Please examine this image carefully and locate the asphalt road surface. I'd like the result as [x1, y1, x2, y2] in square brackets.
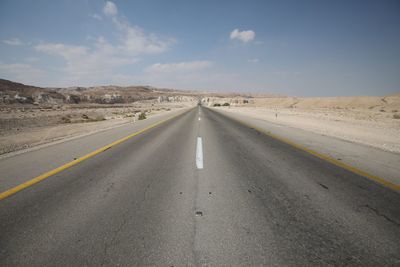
[1, 106, 399, 266]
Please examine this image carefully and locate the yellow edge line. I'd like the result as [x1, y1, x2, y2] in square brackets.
[0, 109, 190, 201]
[218, 110, 400, 191]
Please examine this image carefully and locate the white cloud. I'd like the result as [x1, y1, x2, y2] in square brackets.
[113, 18, 175, 55]
[103, 1, 118, 17]
[90, 13, 102, 20]
[136, 68, 265, 92]
[35, 37, 134, 83]
[136, 61, 214, 90]
[3, 38, 23, 46]
[145, 61, 212, 73]
[26, 57, 39, 63]
[0, 63, 45, 84]
[248, 58, 260, 63]
[230, 29, 255, 43]
[36, 43, 88, 60]
[32, 1, 174, 85]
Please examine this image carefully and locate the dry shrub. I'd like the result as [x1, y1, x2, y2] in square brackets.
[138, 112, 147, 120]
[60, 116, 71, 123]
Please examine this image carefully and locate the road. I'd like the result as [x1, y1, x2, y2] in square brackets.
[1, 106, 399, 266]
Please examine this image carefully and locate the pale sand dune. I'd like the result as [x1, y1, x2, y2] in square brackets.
[210, 95, 400, 153]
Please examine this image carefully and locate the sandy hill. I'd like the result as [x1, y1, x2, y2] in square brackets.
[249, 96, 400, 111]
[0, 79, 285, 105]
[0, 79, 199, 105]
[206, 94, 400, 111]
[0, 79, 65, 104]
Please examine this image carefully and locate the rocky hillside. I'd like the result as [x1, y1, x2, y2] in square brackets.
[0, 79, 197, 105]
[0, 79, 65, 104]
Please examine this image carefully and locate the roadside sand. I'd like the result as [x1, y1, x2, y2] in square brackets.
[0, 102, 194, 155]
[212, 96, 400, 153]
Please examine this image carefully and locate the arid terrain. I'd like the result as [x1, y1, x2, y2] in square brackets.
[207, 95, 400, 153]
[0, 79, 199, 155]
[1, 78, 400, 155]
[1, 79, 400, 267]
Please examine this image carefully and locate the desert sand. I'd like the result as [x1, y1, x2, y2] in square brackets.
[0, 79, 201, 155]
[0, 102, 194, 155]
[2, 79, 399, 155]
[209, 95, 400, 153]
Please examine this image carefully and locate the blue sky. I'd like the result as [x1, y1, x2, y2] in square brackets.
[0, 0, 399, 96]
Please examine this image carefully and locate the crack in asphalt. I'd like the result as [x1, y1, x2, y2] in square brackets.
[100, 213, 129, 266]
[318, 183, 329, 190]
[363, 204, 400, 227]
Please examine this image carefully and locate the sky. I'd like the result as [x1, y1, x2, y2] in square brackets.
[0, 0, 399, 96]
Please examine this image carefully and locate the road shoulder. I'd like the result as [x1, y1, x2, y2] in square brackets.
[211, 107, 400, 189]
[0, 107, 193, 193]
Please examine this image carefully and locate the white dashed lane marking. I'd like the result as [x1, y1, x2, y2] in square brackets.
[196, 137, 204, 169]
